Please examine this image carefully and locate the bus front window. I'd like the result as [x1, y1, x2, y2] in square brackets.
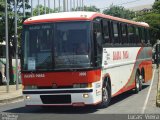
[22, 22, 91, 71]
[54, 22, 91, 69]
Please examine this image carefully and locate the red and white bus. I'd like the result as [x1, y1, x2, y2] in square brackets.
[21, 12, 152, 107]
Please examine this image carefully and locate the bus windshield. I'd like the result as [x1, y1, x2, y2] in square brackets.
[22, 21, 91, 71]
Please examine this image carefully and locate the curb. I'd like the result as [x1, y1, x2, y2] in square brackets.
[0, 96, 24, 105]
[156, 67, 160, 107]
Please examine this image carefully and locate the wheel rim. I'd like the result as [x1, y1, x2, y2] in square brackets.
[102, 86, 108, 102]
[136, 75, 139, 90]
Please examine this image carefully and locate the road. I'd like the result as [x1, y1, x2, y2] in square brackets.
[0, 67, 160, 120]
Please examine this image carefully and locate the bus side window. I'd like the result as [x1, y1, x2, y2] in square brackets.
[121, 24, 128, 44]
[139, 27, 145, 44]
[112, 22, 119, 44]
[135, 27, 140, 44]
[93, 21, 103, 67]
[147, 29, 151, 44]
[102, 19, 110, 43]
[144, 28, 148, 44]
[128, 25, 135, 44]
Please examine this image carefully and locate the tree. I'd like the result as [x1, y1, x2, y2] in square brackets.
[83, 5, 100, 12]
[152, 1, 160, 13]
[136, 1, 160, 45]
[0, 0, 31, 84]
[33, 5, 58, 16]
[72, 5, 100, 12]
[103, 5, 135, 20]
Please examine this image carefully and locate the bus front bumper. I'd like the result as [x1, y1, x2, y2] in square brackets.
[23, 88, 102, 106]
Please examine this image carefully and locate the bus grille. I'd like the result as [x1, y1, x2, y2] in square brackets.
[40, 95, 71, 104]
[38, 86, 73, 89]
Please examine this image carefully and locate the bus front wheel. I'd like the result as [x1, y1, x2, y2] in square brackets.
[98, 81, 111, 108]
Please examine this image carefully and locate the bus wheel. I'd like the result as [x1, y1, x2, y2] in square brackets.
[135, 72, 142, 93]
[0, 72, 2, 85]
[98, 81, 111, 108]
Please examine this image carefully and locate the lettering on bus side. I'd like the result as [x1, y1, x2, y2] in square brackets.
[113, 51, 129, 60]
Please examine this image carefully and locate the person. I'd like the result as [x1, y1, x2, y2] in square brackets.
[76, 43, 87, 54]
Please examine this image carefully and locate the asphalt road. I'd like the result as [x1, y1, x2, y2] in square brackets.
[0, 66, 160, 120]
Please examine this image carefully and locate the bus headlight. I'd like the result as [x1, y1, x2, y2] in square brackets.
[73, 83, 92, 88]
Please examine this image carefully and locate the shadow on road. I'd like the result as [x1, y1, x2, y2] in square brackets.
[4, 105, 99, 114]
[4, 85, 149, 114]
[109, 84, 149, 106]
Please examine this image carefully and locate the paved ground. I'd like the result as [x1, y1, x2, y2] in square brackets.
[0, 85, 23, 105]
[0, 67, 159, 120]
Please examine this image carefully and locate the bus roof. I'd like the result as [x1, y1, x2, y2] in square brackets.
[24, 11, 149, 28]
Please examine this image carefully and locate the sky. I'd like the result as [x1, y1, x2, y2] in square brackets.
[84, 0, 155, 10]
[31, 0, 156, 11]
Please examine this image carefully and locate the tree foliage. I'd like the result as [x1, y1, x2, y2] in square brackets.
[72, 5, 100, 12]
[152, 1, 160, 13]
[0, 0, 31, 43]
[33, 5, 58, 16]
[136, 1, 160, 44]
[103, 5, 135, 20]
[0, 0, 31, 83]
[83, 5, 100, 12]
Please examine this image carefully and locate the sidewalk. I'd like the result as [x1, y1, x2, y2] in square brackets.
[157, 67, 160, 107]
[0, 84, 23, 105]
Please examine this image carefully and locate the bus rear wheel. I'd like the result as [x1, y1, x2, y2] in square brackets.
[135, 72, 142, 93]
[0, 72, 2, 85]
[98, 81, 111, 108]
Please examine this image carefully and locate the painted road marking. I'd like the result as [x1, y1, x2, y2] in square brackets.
[141, 69, 156, 114]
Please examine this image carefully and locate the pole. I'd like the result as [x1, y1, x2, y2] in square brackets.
[14, 0, 19, 90]
[54, 0, 55, 11]
[44, 0, 46, 14]
[73, 0, 75, 11]
[82, 0, 84, 11]
[79, 0, 81, 11]
[23, 0, 25, 17]
[5, 0, 9, 93]
[31, 0, 33, 16]
[70, 0, 72, 11]
[38, 0, 40, 15]
[66, 0, 67, 11]
[48, 0, 50, 13]
[77, 0, 78, 11]
[63, 0, 66, 12]
[58, 0, 60, 12]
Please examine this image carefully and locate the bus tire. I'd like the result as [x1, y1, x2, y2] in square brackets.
[98, 81, 111, 108]
[0, 72, 2, 85]
[135, 72, 142, 93]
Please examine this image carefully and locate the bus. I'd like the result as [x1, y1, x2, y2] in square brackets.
[21, 12, 152, 107]
[0, 42, 21, 85]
